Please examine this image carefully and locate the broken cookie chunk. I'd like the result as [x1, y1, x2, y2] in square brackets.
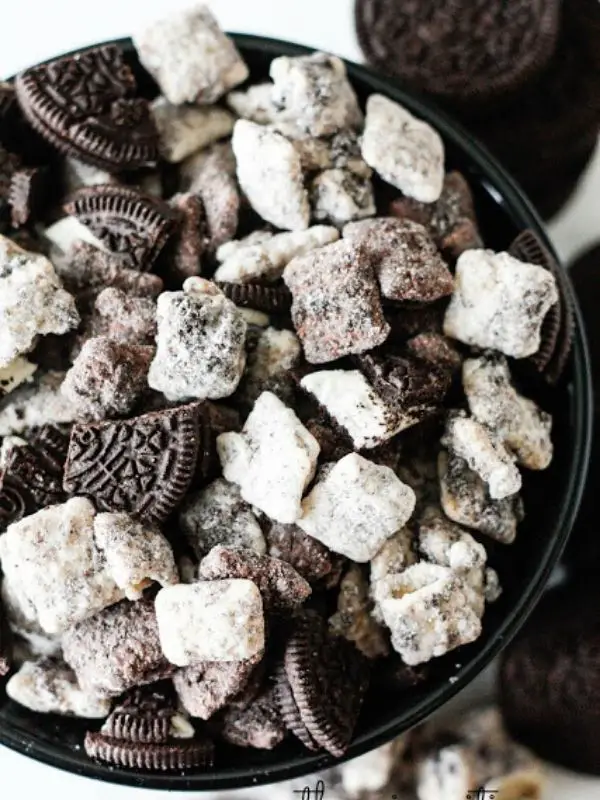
[443, 249, 558, 358]
[298, 453, 416, 562]
[155, 580, 265, 666]
[217, 391, 320, 524]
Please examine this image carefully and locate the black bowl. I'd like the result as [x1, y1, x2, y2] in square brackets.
[0, 34, 592, 791]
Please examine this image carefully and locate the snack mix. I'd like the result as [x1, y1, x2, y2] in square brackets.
[0, 2, 563, 775]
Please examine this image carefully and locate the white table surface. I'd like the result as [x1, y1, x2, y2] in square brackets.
[1, 1, 599, 797]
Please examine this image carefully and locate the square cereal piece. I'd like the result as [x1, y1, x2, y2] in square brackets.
[438, 450, 523, 544]
[361, 94, 444, 203]
[442, 412, 522, 500]
[311, 168, 376, 226]
[297, 453, 416, 562]
[133, 4, 249, 105]
[374, 563, 482, 665]
[62, 598, 174, 697]
[283, 238, 390, 364]
[343, 218, 454, 303]
[0, 498, 122, 635]
[300, 369, 405, 449]
[269, 52, 363, 137]
[151, 97, 235, 163]
[463, 354, 553, 470]
[0, 235, 79, 368]
[443, 249, 558, 358]
[232, 120, 310, 231]
[154, 580, 265, 666]
[217, 391, 320, 523]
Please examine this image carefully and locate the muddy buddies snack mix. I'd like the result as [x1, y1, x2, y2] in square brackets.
[0, 2, 565, 775]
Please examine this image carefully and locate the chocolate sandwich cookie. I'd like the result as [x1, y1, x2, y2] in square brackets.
[85, 685, 215, 771]
[15, 45, 159, 171]
[355, 0, 561, 107]
[500, 581, 600, 774]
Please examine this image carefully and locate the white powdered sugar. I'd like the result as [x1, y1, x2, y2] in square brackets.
[361, 94, 445, 203]
[217, 391, 320, 523]
[133, 4, 248, 105]
[298, 453, 416, 562]
[300, 369, 403, 449]
[232, 120, 310, 231]
[443, 249, 559, 358]
[0, 356, 37, 398]
[311, 168, 376, 226]
[155, 580, 265, 665]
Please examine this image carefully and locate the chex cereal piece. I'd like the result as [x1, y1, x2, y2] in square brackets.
[275, 610, 370, 756]
[294, 128, 372, 177]
[329, 564, 389, 659]
[374, 562, 482, 665]
[148, 283, 246, 401]
[442, 412, 522, 500]
[284, 239, 389, 363]
[356, 351, 452, 432]
[133, 4, 248, 105]
[62, 337, 153, 421]
[265, 522, 337, 584]
[93, 512, 178, 600]
[390, 170, 483, 259]
[218, 391, 320, 523]
[443, 249, 559, 358]
[0, 498, 122, 635]
[82, 287, 157, 348]
[0, 356, 37, 398]
[232, 120, 310, 231]
[155, 580, 265, 666]
[406, 332, 462, 372]
[173, 653, 261, 720]
[220, 685, 286, 750]
[241, 327, 301, 405]
[164, 193, 205, 283]
[63, 402, 201, 524]
[227, 82, 278, 124]
[6, 657, 111, 717]
[62, 598, 174, 697]
[298, 453, 416, 562]
[151, 97, 234, 163]
[180, 142, 239, 251]
[179, 478, 266, 560]
[463, 354, 553, 470]
[344, 218, 454, 302]
[0, 371, 78, 436]
[361, 95, 444, 203]
[311, 168, 376, 226]
[199, 545, 311, 610]
[369, 527, 415, 586]
[301, 369, 404, 449]
[270, 52, 362, 137]
[214, 225, 339, 284]
[439, 450, 523, 544]
[0, 235, 79, 368]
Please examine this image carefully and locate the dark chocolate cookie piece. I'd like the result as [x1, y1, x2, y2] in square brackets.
[64, 185, 175, 271]
[63, 402, 201, 524]
[102, 685, 178, 744]
[275, 610, 370, 756]
[15, 45, 158, 171]
[220, 685, 286, 750]
[509, 228, 571, 382]
[216, 282, 292, 314]
[355, 0, 561, 106]
[500, 581, 600, 774]
[266, 522, 339, 584]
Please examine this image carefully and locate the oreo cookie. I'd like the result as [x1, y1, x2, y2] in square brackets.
[63, 185, 176, 271]
[216, 281, 292, 314]
[85, 685, 215, 771]
[508, 229, 572, 383]
[9, 166, 47, 227]
[500, 581, 600, 774]
[356, 0, 561, 107]
[63, 402, 201, 524]
[275, 610, 370, 756]
[15, 45, 159, 171]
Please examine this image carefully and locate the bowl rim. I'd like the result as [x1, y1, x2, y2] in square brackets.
[0, 32, 593, 792]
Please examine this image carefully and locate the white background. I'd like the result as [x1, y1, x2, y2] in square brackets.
[1, 1, 599, 797]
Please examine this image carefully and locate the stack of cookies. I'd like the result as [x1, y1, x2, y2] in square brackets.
[356, 0, 600, 219]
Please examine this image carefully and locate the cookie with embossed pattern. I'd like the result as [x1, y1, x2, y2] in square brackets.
[63, 402, 201, 524]
[15, 45, 159, 170]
